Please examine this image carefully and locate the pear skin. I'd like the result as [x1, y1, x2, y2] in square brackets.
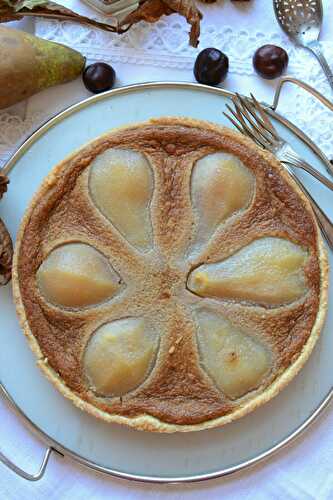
[0, 26, 85, 109]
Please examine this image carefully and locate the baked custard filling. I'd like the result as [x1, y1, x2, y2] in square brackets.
[14, 119, 326, 431]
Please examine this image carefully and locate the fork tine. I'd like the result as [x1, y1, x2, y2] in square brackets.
[236, 94, 271, 133]
[224, 103, 253, 138]
[227, 101, 260, 141]
[237, 94, 268, 129]
[232, 102, 269, 149]
[249, 93, 280, 140]
[232, 97, 272, 148]
[225, 102, 267, 148]
[222, 111, 245, 135]
[225, 102, 250, 131]
[234, 94, 275, 145]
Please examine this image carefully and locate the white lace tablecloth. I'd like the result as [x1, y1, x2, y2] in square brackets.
[1, 1, 333, 498]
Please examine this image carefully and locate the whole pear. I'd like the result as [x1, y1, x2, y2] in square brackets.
[0, 26, 85, 109]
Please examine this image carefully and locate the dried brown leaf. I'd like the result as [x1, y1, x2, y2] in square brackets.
[0, 0, 22, 20]
[163, 0, 202, 46]
[0, 217, 13, 285]
[0, 173, 9, 200]
[0, 0, 202, 47]
[120, 0, 171, 25]
[0, 0, 119, 33]
[119, 0, 202, 46]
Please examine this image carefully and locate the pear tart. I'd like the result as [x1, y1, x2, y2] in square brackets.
[13, 118, 328, 433]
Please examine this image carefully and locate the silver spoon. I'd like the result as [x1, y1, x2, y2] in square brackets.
[273, 0, 333, 92]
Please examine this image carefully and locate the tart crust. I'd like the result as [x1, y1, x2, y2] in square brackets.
[13, 117, 328, 432]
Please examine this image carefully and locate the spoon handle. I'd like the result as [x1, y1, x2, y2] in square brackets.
[307, 41, 333, 92]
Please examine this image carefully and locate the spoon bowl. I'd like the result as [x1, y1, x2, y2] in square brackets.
[273, 0, 333, 91]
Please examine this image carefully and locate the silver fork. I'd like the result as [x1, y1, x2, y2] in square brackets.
[224, 94, 333, 249]
[226, 95, 333, 191]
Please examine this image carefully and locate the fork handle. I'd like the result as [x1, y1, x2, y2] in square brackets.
[307, 41, 333, 93]
[283, 163, 333, 250]
[283, 156, 333, 191]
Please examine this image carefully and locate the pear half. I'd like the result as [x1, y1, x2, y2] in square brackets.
[188, 237, 308, 306]
[84, 317, 157, 396]
[37, 243, 121, 308]
[191, 152, 255, 245]
[89, 148, 153, 250]
[196, 310, 271, 399]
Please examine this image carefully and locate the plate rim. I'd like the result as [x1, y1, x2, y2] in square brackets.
[1, 382, 332, 484]
[1, 81, 332, 483]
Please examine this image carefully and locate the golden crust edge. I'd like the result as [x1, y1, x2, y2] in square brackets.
[12, 116, 329, 433]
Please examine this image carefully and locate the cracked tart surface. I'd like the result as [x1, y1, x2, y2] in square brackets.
[13, 118, 328, 432]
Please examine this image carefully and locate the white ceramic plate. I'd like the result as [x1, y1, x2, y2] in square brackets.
[0, 83, 332, 483]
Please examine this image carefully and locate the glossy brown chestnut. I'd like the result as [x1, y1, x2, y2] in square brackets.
[253, 45, 289, 80]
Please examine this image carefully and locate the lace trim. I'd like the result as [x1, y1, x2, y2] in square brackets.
[0, 112, 44, 168]
[35, 18, 327, 75]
